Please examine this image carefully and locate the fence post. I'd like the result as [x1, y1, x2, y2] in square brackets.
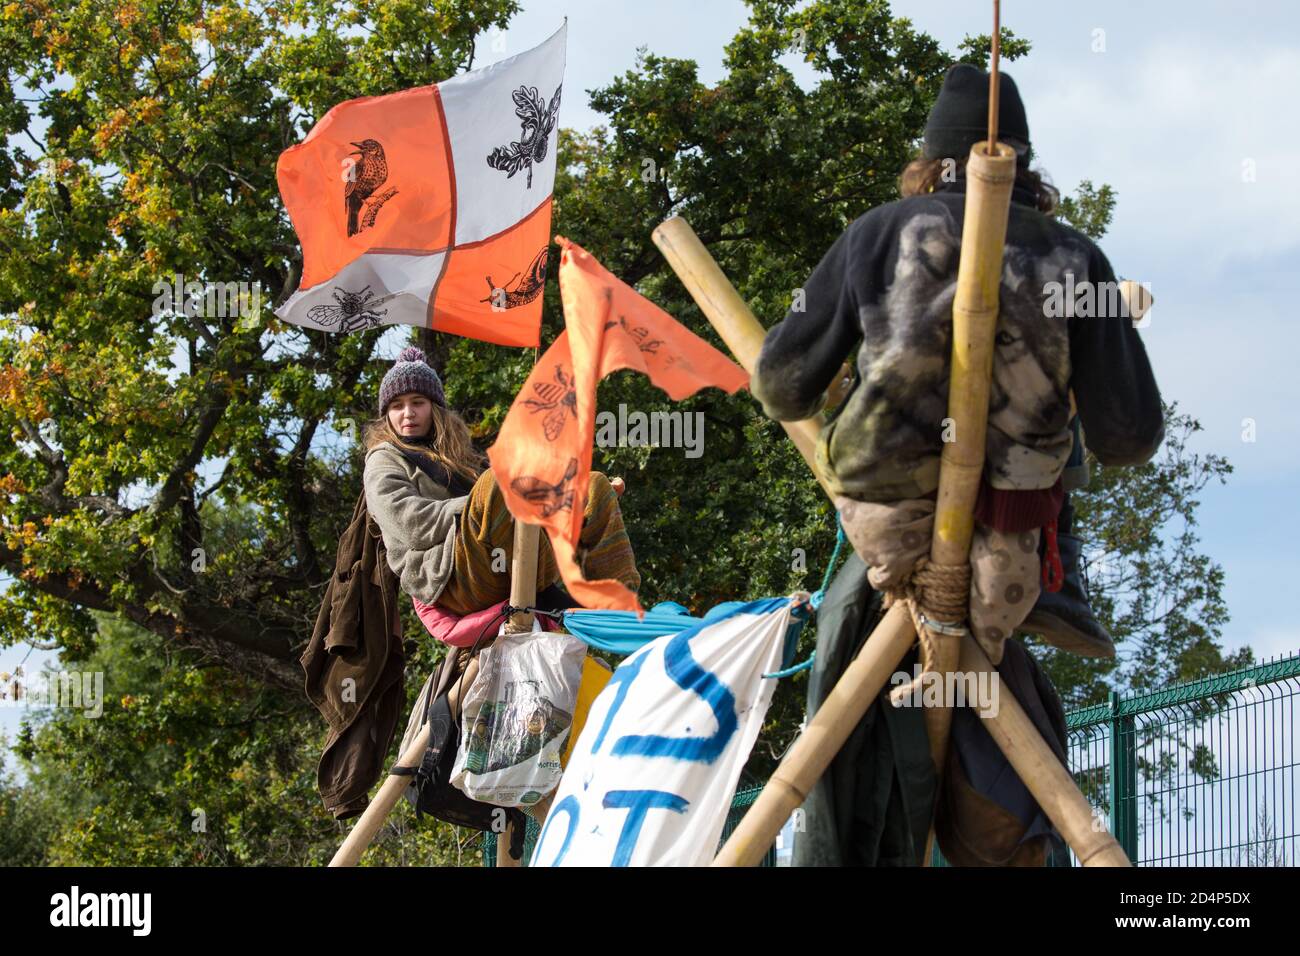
[1108, 690, 1137, 862]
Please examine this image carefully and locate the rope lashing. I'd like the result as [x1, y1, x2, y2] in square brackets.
[883, 556, 971, 702]
[503, 604, 565, 623]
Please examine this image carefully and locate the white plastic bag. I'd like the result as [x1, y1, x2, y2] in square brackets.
[450, 619, 586, 808]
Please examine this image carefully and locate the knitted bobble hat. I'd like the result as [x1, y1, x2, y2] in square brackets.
[379, 346, 446, 415]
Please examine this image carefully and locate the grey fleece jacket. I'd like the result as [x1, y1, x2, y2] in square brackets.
[362, 442, 468, 605]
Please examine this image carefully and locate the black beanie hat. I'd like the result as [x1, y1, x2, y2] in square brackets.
[923, 63, 1031, 165]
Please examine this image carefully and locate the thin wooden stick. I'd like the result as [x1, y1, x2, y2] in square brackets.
[989, 0, 1001, 151]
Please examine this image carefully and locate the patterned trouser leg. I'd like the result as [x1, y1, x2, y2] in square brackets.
[833, 495, 1040, 665]
[967, 527, 1041, 662]
[437, 467, 640, 615]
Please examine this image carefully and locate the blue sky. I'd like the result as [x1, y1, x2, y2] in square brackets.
[5, 1, 1298, 775]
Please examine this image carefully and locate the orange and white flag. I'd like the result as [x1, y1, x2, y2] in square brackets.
[274, 24, 566, 348]
[488, 238, 750, 614]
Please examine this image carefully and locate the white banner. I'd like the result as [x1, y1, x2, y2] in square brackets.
[531, 598, 795, 866]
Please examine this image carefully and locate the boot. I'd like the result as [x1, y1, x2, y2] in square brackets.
[1020, 530, 1115, 658]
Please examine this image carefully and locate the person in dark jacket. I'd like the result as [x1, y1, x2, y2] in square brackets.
[750, 64, 1164, 664]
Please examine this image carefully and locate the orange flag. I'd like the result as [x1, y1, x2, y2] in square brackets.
[487, 237, 749, 614]
[273, 24, 567, 347]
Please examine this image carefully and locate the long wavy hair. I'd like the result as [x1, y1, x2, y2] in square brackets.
[362, 401, 487, 487]
[898, 149, 1060, 214]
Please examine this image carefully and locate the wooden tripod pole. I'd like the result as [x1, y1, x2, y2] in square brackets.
[651, 215, 1130, 867]
[493, 520, 543, 866]
[914, 137, 1016, 862]
[914, 5, 1000, 861]
[958, 633, 1130, 865]
[330, 711, 432, 866]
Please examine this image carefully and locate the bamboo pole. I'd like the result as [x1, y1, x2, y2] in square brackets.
[494, 521, 542, 866]
[958, 634, 1132, 866]
[916, 139, 1017, 861]
[330, 720, 431, 866]
[715, 602, 916, 866]
[650, 215, 1130, 867]
[915, 1, 1012, 817]
[651, 220, 835, 501]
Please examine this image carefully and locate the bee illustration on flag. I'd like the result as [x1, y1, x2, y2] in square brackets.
[510, 457, 579, 517]
[520, 361, 577, 441]
[307, 285, 390, 332]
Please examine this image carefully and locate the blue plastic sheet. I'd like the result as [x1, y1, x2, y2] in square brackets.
[561, 597, 808, 665]
[559, 601, 701, 655]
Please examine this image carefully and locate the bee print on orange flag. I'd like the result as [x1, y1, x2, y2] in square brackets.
[488, 237, 750, 614]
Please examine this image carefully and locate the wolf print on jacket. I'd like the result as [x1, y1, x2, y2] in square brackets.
[751, 175, 1164, 503]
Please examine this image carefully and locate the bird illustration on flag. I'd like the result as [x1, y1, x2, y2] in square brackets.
[488, 237, 751, 614]
[274, 23, 568, 348]
[344, 139, 395, 237]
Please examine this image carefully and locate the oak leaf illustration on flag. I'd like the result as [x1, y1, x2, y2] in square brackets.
[488, 237, 750, 615]
[274, 23, 568, 348]
[486, 84, 563, 188]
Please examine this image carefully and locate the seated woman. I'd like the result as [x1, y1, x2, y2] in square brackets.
[361, 346, 640, 651]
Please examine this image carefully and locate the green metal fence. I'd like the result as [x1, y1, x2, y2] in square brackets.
[1063, 652, 1298, 866]
[484, 654, 1299, 867]
[482, 785, 775, 866]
